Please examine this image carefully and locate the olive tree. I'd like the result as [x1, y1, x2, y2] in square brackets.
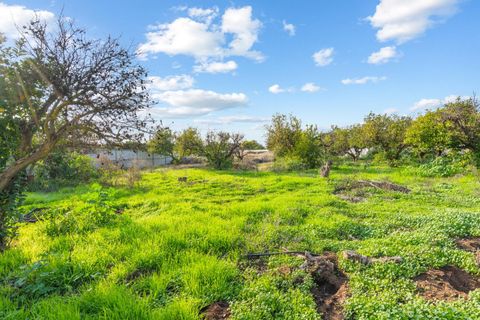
[363, 113, 412, 165]
[203, 131, 244, 169]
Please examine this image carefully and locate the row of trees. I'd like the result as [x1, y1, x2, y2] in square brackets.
[266, 97, 480, 168]
[147, 127, 264, 169]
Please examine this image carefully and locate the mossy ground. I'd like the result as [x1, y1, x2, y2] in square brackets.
[1, 164, 480, 319]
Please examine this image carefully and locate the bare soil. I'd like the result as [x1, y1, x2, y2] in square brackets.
[303, 252, 348, 320]
[414, 266, 480, 301]
[201, 301, 231, 320]
[456, 237, 480, 266]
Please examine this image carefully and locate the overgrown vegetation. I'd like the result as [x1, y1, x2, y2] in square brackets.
[0, 166, 479, 319]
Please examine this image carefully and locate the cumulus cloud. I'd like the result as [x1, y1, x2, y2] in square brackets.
[301, 82, 322, 93]
[147, 75, 194, 91]
[149, 89, 248, 117]
[138, 6, 263, 62]
[187, 7, 218, 24]
[341, 76, 387, 85]
[194, 115, 269, 125]
[368, 46, 399, 64]
[0, 2, 55, 39]
[411, 94, 469, 111]
[268, 84, 295, 94]
[222, 6, 263, 61]
[283, 20, 295, 36]
[193, 60, 238, 73]
[367, 0, 460, 43]
[313, 48, 334, 67]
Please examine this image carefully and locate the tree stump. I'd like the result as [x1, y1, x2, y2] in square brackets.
[320, 160, 333, 177]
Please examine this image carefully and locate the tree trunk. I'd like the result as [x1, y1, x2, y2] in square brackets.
[0, 144, 53, 192]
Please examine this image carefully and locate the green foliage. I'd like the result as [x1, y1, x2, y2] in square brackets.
[266, 114, 303, 157]
[203, 131, 243, 169]
[405, 110, 451, 158]
[0, 173, 25, 250]
[242, 140, 265, 150]
[0, 165, 480, 319]
[175, 127, 204, 160]
[328, 125, 367, 161]
[266, 114, 325, 169]
[295, 125, 324, 168]
[414, 153, 473, 177]
[30, 151, 97, 191]
[148, 127, 177, 163]
[148, 127, 204, 165]
[231, 266, 320, 320]
[441, 97, 480, 154]
[363, 113, 412, 165]
[44, 186, 118, 237]
[270, 157, 307, 172]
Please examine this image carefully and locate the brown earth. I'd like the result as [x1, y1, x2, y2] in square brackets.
[456, 238, 480, 266]
[414, 266, 480, 301]
[201, 301, 230, 320]
[302, 252, 348, 320]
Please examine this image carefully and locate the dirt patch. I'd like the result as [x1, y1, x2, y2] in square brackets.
[456, 237, 480, 266]
[456, 238, 480, 251]
[302, 252, 348, 320]
[334, 179, 410, 203]
[334, 179, 410, 194]
[414, 266, 480, 301]
[337, 194, 365, 203]
[201, 301, 230, 320]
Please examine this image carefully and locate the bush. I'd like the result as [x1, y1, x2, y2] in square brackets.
[415, 153, 472, 177]
[30, 151, 97, 191]
[270, 157, 306, 172]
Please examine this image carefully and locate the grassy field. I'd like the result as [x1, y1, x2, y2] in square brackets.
[1, 165, 480, 319]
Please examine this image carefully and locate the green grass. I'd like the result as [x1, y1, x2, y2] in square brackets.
[1, 165, 480, 319]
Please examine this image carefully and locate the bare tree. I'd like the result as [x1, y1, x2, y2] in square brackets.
[0, 16, 150, 192]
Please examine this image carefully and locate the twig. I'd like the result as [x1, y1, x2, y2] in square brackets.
[244, 251, 320, 259]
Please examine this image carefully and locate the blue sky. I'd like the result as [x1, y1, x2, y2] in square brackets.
[1, 0, 479, 142]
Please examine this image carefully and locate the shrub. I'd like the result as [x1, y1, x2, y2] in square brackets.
[270, 157, 306, 172]
[30, 151, 97, 191]
[415, 153, 472, 177]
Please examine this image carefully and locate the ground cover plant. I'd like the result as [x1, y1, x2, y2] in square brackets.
[0, 164, 478, 319]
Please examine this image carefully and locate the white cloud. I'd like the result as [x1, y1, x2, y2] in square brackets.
[0, 2, 55, 39]
[221, 6, 263, 61]
[194, 115, 268, 125]
[150, 89, 248, 117]
[313, 48, 334, 67]
[411, 94, 469, 111]
[282, 20, 295, 36]
[367, 0, 460, 43]
[301, 82, 322, 93]
[411, 98, 442, 111]
[147, 75, 194, 91]
[341, 76, 387, 85]
[187, 7, 218, 24]
[193, 60, 237, 73]
[268, 84, 283, 94]
[368, 46, 399, 64]
[137, 17, 224, 60]
[138, 6, 263, 63]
